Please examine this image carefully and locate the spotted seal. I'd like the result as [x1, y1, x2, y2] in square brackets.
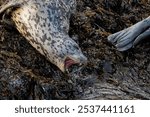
[108, 16, 150, 51]
[0, 0, 87, 72]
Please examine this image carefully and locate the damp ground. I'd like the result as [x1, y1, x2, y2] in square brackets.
[0, 0, 150, 99]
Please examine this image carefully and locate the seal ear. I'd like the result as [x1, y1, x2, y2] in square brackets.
[0, 0, 23, 14]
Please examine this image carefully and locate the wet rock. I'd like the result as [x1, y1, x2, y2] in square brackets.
[102, 60, 113, 73]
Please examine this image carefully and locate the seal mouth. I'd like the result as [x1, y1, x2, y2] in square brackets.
[64, 57, 79, 69]
[64, 55, 87, 73]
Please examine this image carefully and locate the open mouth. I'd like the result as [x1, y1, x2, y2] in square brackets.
[64, 57, 78, 69]
[64, 55, 87, 73]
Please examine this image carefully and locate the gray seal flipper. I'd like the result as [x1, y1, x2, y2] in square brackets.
[108, 16, 150, 51]
[133, 27, 150, 46]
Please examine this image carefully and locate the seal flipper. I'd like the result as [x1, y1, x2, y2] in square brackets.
[108, 16, 150, 51]
[133, 27, 150, 46]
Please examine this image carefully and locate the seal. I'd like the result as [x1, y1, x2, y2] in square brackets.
[0, 0, 87, 72]
[108, 16, 150, 51]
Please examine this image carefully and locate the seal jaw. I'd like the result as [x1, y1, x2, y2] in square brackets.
[56, 54, 87, 73]
[65, 57, 78, 69]
[54, 37, 88, 73]
[64, 54, 87, 72]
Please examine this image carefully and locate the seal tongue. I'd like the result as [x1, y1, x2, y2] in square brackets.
[65, 57, 76, 69]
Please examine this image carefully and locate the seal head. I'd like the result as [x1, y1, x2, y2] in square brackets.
[0, 0, 87, 72]
[53, 36, 87, 72]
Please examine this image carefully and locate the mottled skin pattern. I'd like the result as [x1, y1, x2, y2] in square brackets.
[0, 0, 87, 72]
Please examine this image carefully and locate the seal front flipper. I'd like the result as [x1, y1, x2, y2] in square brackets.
[108, 16, 150, 51]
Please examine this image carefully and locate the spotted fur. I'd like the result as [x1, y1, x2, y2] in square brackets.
[0, 0, 87, 72]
